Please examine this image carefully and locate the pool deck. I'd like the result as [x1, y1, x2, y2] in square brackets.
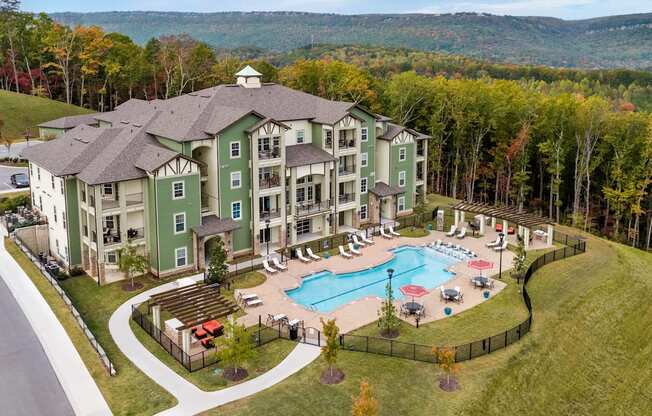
[236, 229, 521, 334]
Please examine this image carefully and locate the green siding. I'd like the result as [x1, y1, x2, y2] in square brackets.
[350, 108, 376, 206]
[311, 123, 323, 147]
[39, 127, 65, 139]
[389, 142, 415, 211]
[155, 173, 201, 271]
[155, 136, 183, 153]
[218, 114, 259, 252]
[146, 177, 159, 270]
[64, 178, 81, 265]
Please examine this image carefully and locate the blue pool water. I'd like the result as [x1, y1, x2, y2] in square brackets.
[286, 246, 458, 312]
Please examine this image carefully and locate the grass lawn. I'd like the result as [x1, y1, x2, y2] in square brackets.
[4, 239, 176, 415]
[202, 228, 652, 415]
[397, 226, 429, 238]
[0, 90, 93, 139]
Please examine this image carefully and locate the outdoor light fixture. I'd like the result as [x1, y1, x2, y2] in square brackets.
[498, 232, 505, 280]
[387, 268, 395, 294]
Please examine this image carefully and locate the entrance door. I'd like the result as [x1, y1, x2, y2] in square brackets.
[338, 211, 345, 226]
[315, 184, 321, 203]
[259, 227, 271, 243]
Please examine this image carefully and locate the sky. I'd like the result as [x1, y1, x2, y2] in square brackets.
[21, 0, 651, 20]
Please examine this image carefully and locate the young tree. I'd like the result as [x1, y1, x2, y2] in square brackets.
[512, 239, 527, 281]
[117, 241, 148, 289]
[215, 319, 257, 380]
[377, 279, 400, 338]
[433, 346, 459, 391]
[206, 236, 229, 285]
[320, 317, 341, 379]
[351, 380, 379, 416]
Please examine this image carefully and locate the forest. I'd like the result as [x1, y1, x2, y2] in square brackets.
[1, 4, 651, 250]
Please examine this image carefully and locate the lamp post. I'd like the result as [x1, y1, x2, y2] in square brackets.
[265, 218, 270, 256]
[498, 232, 505, 280]
[387, 268, 395, 295]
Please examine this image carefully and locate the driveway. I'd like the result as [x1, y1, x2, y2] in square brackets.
[0, 276, 74, 416]
[0, 165, 29, 192]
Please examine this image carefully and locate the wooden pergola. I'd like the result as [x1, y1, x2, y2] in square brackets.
[149, 282, 239, 331]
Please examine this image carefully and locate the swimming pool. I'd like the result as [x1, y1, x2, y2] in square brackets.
[286, 246, 458, 312]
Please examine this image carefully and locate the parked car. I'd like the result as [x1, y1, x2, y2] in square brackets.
[10, 173, 29, 188]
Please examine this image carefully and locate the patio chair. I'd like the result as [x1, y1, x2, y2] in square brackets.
[456, 227, 466, 239]
[439, 285, 448, 301]
[238, 292, 258, 304]
[487, 279, 495, 289]
[445, 225, 457, 237]
[263, 259, 278, 274]
[296, 248, 312, 263]
[486, 237, 500, 247]
[380, 227, 393, 239]
[352, 234, 366, 247]
[454, 291, 464, 303]
[339, 245, 353, 259]
[306, 247, 321, 261]
[271, 257, 287, 271]
[400, 303, 409, 318]
[389, 225, 401, 237]
[416, 305, 426, 318]
[360, 233, 375, 245]
[348, 242, 362, 256]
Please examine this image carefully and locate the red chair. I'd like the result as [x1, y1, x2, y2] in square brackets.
[507, 227, 515, 235]
[495, 223, 503, 232]
[203, 320, 224, 337]
[194, 328, 208, 339]
[200, 336, 214, 348]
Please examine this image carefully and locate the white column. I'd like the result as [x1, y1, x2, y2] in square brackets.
[181, 328, 191, 353]
[517, 225, 523, 237]
[152, 305, 161, 329]
[454, 210, 460, 227]
[547, 224, 554, 246]
[502, 220, 508, 236]
[491, 217, 496, 229]
[290, 168, 297, 246]
[523, 228, 530, 250]
[460, 211, 465, 225]
[479, 215, 486, 235]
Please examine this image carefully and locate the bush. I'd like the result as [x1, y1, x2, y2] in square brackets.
[0, 194, 31, 213]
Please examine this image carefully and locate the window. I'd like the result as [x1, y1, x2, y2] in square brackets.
[231, 171, 241, 189]
[174, 213, 186, 234]
[230, 141, 241, 158]
[398, 196, 406, 212]
[103, 216, 114, 229]
[175, 247, 187, 268]
[62, 212, 66, 229]
[361, 127, 368, 142]
[37, 167, 40, 180]
[51, 175, 55, 189]
[55, 239, 60, 255]
[399, 171, 406, 187]
[296, 129, 305, 144]
[296, 188, 305, 203]
[231, 201, 242, 220]
[29, 164, 33, 176]
[81, 188, 86, 203]
[172, 181, 185, 199]
[61, 179, 64, 195]
[324, 129, 333, 147]
[53, 206, 57, 223]
[106, 251, 117, 264]
[361, 152, 368, 167]
[39, 196, 43, 210]
[296, 219, 310, 235]
[399, 147, 407, 161]
[103, 183, 113, 195]
[360, 177, 368, 194]
[360, 204, 368, 220]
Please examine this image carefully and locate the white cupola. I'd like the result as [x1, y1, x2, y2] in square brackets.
[235, 65, 262, 88]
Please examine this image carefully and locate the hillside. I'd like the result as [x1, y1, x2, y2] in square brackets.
[50, 11, 652, 69]
[0, 91, 93, 139]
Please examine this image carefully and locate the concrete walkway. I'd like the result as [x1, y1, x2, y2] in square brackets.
[0, 228, 111, 416]
[108, 275, 321, 416]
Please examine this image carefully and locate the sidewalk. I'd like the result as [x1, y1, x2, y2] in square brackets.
[0, 228, 111, 416]
[109, 275, 321, 416]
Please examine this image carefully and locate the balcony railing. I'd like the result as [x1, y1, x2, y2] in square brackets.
[338, 165, 356, 176]
[259, 174, 281, 190]
[103, 231, 121, 246]
[127, 227, 145, 240]
[338, 193, 355, 204]
[338, 139, 356, 150]
[201, 193, 210, 213]
[296, 199, 332, 216]
[126, 192, 143, 206]
[259, 148, 281, 160]
[102, 197, 119, 210]
[417, 148, 425, 157]
[259, 209, 281, 220]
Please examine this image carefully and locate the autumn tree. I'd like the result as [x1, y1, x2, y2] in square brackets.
[433, 346, 459, 391]
[320, 317, 343, 383]
[351, 380, 379, 416]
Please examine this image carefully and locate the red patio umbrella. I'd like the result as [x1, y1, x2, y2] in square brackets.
[468, 259, 494, 276]
[400, 284, 428, 302]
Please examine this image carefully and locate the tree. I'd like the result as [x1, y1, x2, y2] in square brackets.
[351, 380, 379, 416]
[377, 278, 400, 338]
[433, 346, 459, 391]
[117, 240, 148, 289]
[215, 319, 257, 380]
[206, 236, 229, 285]
[512, 239, 527, 281]
[320, 317, 340, 379]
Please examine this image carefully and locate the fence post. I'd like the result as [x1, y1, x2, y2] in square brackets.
[366, 336, 369, 352]
[413, 343, 416, 360]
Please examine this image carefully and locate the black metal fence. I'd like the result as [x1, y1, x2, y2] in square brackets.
[338, 231, 586, 363]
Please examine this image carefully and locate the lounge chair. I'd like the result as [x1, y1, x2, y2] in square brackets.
[389, 225, 401, 237]
[263, 259, 278, 274]
[306, 247, 321, 261]
[348, 242, 362, 256]
[435, 239, 442, 248]
[352, 234, 366, 247]
[380, 227, 393, 239]
[360, 233, 375, 245]
[245, 298, 263, 307]
[494, 239, 508, 251]
[266, 313, 288, 326]
[339, 245, 353, 259]
[272, 257, 287, 271]
[238, 293, 258, 304]
[445, 225, 457, 237]
[296, 248, 311, 263]
[486, 237, 500, 247]
[456, 227, 466, 239]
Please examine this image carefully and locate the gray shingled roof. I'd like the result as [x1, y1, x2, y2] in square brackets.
[192, 215, 241, 237]
[244, 117, 290, 134]
[378, 122, 430, 141]
[370, 181, 404, 197]
[37, 114, 99, 129]
[286, 144, 335, 168]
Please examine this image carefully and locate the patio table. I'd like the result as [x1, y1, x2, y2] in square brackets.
[404, 301, 423, 314]
[472, 276, 489, 287]
[443, 289, 459, 301]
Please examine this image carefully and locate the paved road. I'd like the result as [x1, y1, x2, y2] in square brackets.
[0, 275, 74, 416]
[0, 165, 28, 192]
[0, 140, 43, 159]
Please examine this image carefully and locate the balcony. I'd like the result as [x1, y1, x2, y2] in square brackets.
[127, 227, 145, 240]
[296, 199, 332, 216]
[417, 144, 425, 158]
[103, 230, 121, 246]
[338, 193, 355, 204]
[338, 165, 356, 176]
[102, 197, 119, 210]
[259, 147, 281, 160]
[259, 174, 281, 190]
[338, 138, 356, 150]
[201, 193, 210, 213]
[259, 208, 281, 221]
[125, 192, 143, 207]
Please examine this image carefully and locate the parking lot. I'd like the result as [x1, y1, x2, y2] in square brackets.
[0, 165, 29, 192]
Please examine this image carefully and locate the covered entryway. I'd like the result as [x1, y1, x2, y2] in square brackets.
[192, 215, 241, 271]
[369, 181, 404, 224]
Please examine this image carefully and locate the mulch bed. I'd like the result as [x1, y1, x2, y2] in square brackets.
[439, 376, 459, 392]
[223, 367, 249, 382]
[320, 368, 345, 385]
[380, 329, 400, 339]
[121, 282, 144, 292]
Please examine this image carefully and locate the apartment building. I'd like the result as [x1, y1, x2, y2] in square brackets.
[24, 66, 429, 283]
